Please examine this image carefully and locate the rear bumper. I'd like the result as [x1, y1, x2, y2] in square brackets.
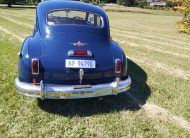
[15, 76, 131, 99]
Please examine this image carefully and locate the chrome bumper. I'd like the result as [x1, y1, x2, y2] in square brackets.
[15, 76, 131, 99]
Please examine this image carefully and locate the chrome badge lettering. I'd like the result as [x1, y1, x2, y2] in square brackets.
[72, 91, 93, 95]
[70, 41, 88, 46]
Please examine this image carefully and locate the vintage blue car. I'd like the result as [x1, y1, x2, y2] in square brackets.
[15, 0, 131, 99]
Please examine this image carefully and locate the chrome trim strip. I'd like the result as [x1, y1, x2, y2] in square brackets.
[79, 69, 84, 84]
[40, 80, 45, 99]
[112, 78, 119, 95]
[15, 76, 131, 99]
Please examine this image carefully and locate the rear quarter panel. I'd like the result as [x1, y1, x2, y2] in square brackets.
[110, 40, 127, 78]
[19, 37, 30, 82]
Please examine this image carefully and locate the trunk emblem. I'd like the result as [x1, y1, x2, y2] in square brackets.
[70, 41, 88, 47]
[79, 69, 84, 84]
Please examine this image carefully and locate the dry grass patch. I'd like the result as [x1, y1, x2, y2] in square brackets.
[0, 26, 23, 42]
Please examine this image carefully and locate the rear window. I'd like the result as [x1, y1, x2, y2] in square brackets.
[47, 9, 104, 28]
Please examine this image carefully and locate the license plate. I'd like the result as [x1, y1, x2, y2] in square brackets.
[65, 59, 96, 68]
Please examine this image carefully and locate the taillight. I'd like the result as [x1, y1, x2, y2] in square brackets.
[74, 50, 87, 56]
[68, 50, 92, 57]
[32, 58, 39, 75]
[115, 59, 121, 74]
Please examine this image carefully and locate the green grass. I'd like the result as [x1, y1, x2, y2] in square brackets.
[103, 4, 182, 16]
[0, 6, 190, 137]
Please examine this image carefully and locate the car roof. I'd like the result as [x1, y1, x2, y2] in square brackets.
[37, 0, 106, 16]
[36, 1, 109, 40]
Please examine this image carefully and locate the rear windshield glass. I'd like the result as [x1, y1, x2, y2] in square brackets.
[47, 9, 104, 27]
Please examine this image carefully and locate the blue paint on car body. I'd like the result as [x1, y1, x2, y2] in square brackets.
[18, 0, 128, 85]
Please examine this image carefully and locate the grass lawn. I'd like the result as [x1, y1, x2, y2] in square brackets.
[0, 5, 190, 137]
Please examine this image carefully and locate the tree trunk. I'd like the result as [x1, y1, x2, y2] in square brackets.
[8, 2, 12, 7]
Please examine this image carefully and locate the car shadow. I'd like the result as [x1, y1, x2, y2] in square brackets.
[0, 6, 36, 10]
[37, 59, 151, 117]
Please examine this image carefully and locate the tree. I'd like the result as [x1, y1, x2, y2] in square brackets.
[0, 0, 17, 7]
[169, 0, 190, 33]
[134, 0, 147, 7]
[116, 0, 135, 6]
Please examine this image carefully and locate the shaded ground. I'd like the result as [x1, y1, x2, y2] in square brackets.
[38, 59, 151, 117]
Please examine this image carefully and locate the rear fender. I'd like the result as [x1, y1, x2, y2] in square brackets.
[110, 41, 127, 77]
[19, 37, 42, 82]
[19, 37, 30, 82]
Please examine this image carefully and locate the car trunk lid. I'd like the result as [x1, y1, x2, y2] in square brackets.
[40, 32, 115, 84]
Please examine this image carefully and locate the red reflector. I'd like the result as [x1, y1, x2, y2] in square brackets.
[68, 50, 92, 57]
[115, 59, 121, 74]
[32, 79, 36, 85]
[32, 59, 39, 75]
[74, 50, 88, 56]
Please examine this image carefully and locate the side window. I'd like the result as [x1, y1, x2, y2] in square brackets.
[97, 16, 103, 27]
[87, 13, 94, 25]
[87, 13, 103, 27]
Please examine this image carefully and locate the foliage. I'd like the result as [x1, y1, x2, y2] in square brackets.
[134, 0, 147, 7]
[23, 0, 41, 5]
[165, 1, 176, 7]
[0, 0, 41, 6]
[176, 20, 190, 33]
[116, 0, 134, 6]
[102, 0, 116, 3]
[0, 0, 17, 7]
[169, 0, 190, 33]
[80, 0, 102, 6]
[116, 0, 147, 7]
